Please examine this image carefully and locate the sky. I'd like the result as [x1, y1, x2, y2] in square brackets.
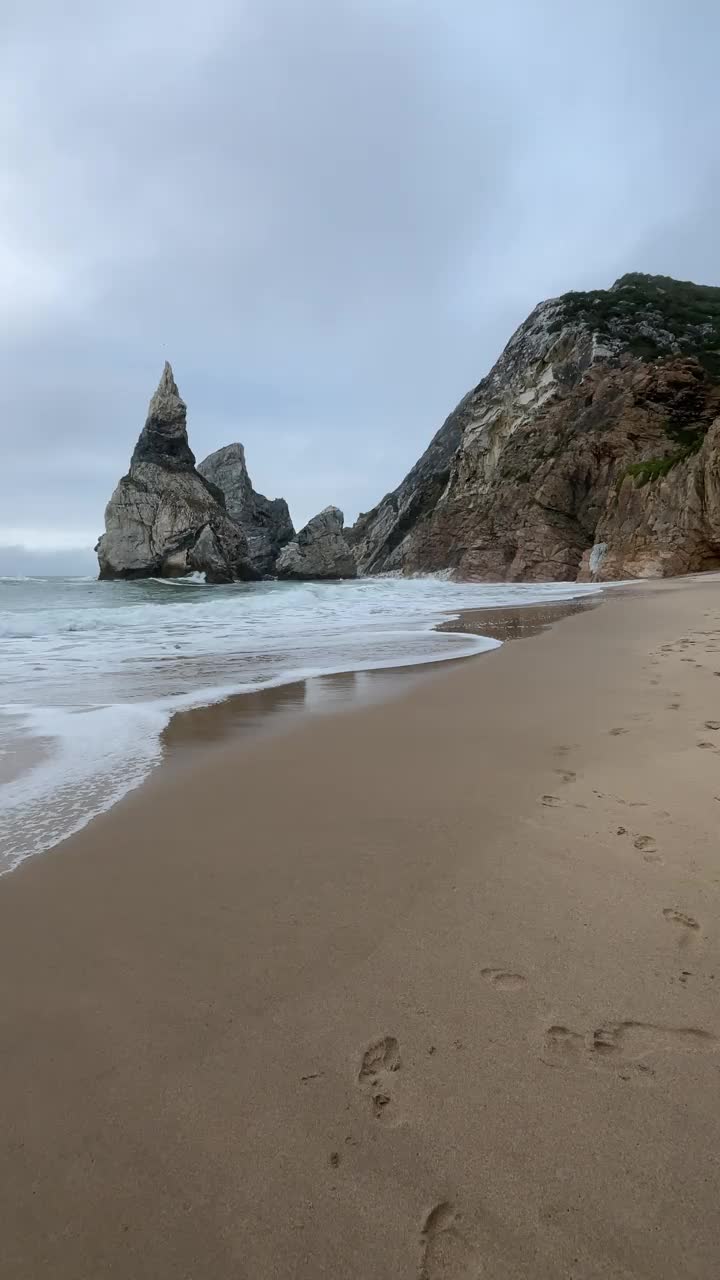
[2, 0, 720, 574]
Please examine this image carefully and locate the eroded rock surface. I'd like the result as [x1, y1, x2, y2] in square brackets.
[351, 275, 720, 581]
[276, 506, 357, 580]
[198, 443, 294, 576]
[96, 364, 256, 583]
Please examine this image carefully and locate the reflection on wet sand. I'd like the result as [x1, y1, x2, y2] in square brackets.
[162, 597, 598, 761]
[161, 667, 426, 758]
[436, 596, 599, 641]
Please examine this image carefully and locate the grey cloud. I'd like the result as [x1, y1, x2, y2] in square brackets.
[1, 0, 719, 572]
[0, 546, 98, 577]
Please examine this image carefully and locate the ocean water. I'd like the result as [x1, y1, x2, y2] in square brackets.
[0, 573, 603, 872]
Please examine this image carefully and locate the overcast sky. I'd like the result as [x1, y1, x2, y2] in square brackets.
[2, 0, 719, 574]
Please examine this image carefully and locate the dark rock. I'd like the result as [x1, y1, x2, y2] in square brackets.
[198, 443, 294, 576]
[129, 360, 196, 470]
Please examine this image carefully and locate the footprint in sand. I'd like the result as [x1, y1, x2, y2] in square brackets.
[663, 908, 700, 943]
[541, 795, 562, 807]
[553, 769, 576, 783]
[358, 1035, 401, 1122]
[541, 1025, 585, 1066]
[633, 835, 662, 864]
[590, 1021, 717, 1063]
[418, 1203, 480, 1279]
[542, 1021, 718, 1073]
[609, 727, 629, 736]
[705, 720, 720, 731]
[633, 834, 657, 853]
[481, 968, 527, 992]
[697, 741, 717, 751]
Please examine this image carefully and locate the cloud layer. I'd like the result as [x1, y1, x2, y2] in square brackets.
[2, 0, 719, 570]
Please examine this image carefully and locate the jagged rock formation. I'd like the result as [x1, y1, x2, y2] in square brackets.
[276, 506, 357, 580]
[96, 363, 257, 583]
[197, 444, 294, 576]
[347, 397, 467, 575]
[351, 274, 720, 581]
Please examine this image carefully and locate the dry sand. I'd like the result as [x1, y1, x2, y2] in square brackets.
[2, 576, 720, 1278]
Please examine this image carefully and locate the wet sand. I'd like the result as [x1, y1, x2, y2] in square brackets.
[1, 576, 720, 1278]
[161, 597, 594, 762]
[435, 593, 601, 641]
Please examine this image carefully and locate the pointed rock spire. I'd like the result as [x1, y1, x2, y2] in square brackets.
[97, 363, 257, 583]
[151, 359, 180, 404]
[131, 360, 195, 469]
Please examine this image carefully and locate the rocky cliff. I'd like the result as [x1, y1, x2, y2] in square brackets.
[350, 274, 720, 581]
[197, 444, 294, 576]
[97, 364, 257, 583]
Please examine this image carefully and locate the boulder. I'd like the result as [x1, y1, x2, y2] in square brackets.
[275, 506, 357, 580]
[198, 443, 294, 576]
[96, 363, 256, 583]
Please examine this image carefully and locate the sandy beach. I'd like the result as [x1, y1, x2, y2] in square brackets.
[2, 575, 720, 1279]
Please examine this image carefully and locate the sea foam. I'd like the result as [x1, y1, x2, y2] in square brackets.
[1, 573, 603, 870]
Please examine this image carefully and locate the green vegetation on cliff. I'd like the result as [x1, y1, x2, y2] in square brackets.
[550, 273, 720, 376]
[620, 410, 709, 489]
[623, 454, 684, 487]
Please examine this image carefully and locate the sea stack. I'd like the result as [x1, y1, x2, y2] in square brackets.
[276, 506, 357, 580]
[96, 363, 257, 583]
[198, 443, 295, 577]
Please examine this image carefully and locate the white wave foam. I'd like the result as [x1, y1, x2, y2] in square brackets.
[0, 703, 169, 874]
[150, 572, 208, 586]
[1, 573, 604, 870]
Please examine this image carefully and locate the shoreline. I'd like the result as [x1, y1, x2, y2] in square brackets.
[2, 575, 720, 1277]
[161, 594, 600, 767]
[1, 583, 602, 875]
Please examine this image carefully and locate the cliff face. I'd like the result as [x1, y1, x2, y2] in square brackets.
[351, 275, 720, 581]
[198, 444, 295, 577]
[97, 364, 257, 583]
